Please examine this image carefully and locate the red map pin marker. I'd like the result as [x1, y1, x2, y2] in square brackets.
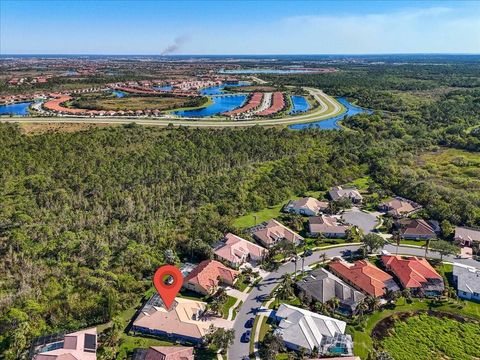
[153, 265, 183, 310]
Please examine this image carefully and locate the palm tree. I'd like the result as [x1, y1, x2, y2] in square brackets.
[319, 252, 327, 263]
[366, 296, 381, 312]
[356, 299, 369, 317]
[276, 274, 294, 303]
[391, 232, 401, 255]
[425, 238, 431, 258]
[402, 288, 411, 305]
[327, 297, 341, 313]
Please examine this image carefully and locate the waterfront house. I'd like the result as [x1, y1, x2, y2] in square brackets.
[381, 255, 444, 296]
[296, 267, 365, 314]
[183, 259, 238, 295]
[308, 215, 350, 238]
[329, 260, 400, 297]
[213, 233, 267, 268]
[328, 186, 363, 204]
[31, 328, 97, 360]
[452, 265, 480, 301]
[274, 304, 353, 356]
[283, 197, 329, 216]
[251, 219, 304, 248]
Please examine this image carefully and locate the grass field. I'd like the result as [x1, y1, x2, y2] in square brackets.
[379, 314, 480, 360]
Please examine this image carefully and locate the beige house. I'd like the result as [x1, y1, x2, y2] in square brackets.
[214, 233, 267, 268]
[308, 215, 350, 238]
[284, 197, 329, 216]
[183, 259, 238, 295]
[33, 328, 97, 360]
[454, 226, 480, 247]
[328, 186, 363, 204]
[252, 219, 304, 248]
[379, 197, 421, 218]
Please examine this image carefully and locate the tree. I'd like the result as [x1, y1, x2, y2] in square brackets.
[365, 296, 381, 312]
[402, 288, 412, 304]
[362, 233, 385, 254]
[429, 240, 459, 260]
[391, 232, 401, 255]
[259, 332, 285, 360]
[204, 326, 235, 354]
[276, 274, 294, 303]
[327, 297, 340, 313]
[441, 219, 454, 239]
[347, 226, 363, 243]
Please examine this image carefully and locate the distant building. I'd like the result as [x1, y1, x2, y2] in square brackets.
[329, 260, 400, 297]
[454, 226, 480, 247]
[31, 328, 97, 360]
[296, 267, 365, 314]
[328, 186, 363, 204]
[452, 265, 480, 301]
[379, 197, 422, 218]
[251, 219, 304, 248]
[396, 218, 439, 239]
[381, 255, 444, 296]
[183, 259, 238, 295]
[274, 304, 353, 356]
[283, 197, 329, 216]
[131, 346, 194, 360]
[131, 295, 224, 344]
[213, 233, 267, 268]
[308, 215, 350, 238]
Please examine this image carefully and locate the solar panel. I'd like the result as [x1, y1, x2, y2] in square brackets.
[84, 333, 96, 352]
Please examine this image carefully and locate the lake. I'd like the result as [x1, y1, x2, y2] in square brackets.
[289, 95, 310, 114]
[173, 94, 247, 118]
[200, 82, 249, 95]
[0, 102, 32, 116]
[289, 97, 372, 130]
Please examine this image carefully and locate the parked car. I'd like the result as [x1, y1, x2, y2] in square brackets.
[304, 249, 313, 256]
[245, 318, 254, 328]
[242, 330, 251, 343]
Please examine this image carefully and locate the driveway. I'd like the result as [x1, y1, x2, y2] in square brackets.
[342, 207, 379, 234]
[227, 243, 480, 360]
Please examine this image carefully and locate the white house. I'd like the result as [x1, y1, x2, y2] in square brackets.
[452, 265, 480, 302]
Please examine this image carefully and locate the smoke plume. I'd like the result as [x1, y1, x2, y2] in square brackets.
[161, 36, 188, 55]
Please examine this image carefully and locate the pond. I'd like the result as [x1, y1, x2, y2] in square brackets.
[173, 94, 247, 118]
[289, 95, 310, 114]
[0, 102, 32, 116]
[219, 69, 312, 74]
[200, 82, 250, 95]
[112, 90, 127, 98]
[289, 97, 372, 130]
[153, 85, 173, 91]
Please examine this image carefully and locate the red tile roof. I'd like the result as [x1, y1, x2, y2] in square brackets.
[224, 92, 263, 115]
[256, 92, 285, 116]
[381, 255, 442, 289]
[328, 260, 393, 297]
[184, 260, 238, 294]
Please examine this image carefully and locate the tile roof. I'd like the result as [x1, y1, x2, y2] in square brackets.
[328, 260, 396, 297]
[309, 215, 349, 235]
[214, 233, 267, 265]
[285, 197, 329, 214]
[398, 219, 436, 237]
[328, 186, 363, 202]
[34, 328, 97, 360]
[453, 265, 480, 295]
[145, 346, 194, 360]
[252, 219, 304, 247]
[454, 227, 480, 243]
[133, 297, 210, 339]
[184, 260, 238, 294]
[380, 197, 420, 216]
[381, 255, 442, 289]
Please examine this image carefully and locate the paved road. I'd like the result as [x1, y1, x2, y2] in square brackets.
[228, 243, 480, 360]
[0, 88, 343, 128]
[342, 207, 379, 234]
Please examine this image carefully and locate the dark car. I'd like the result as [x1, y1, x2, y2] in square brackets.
[245, 318, 254, 328]
[242, 330, 251, 343]
[304, 249, 313, 256]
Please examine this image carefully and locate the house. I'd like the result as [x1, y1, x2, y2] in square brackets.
[328, 186, 363, 204]
[452, 265, 480, 301]
[283, 197, 329, 216]
[213, 233, 267, 268]
[183, 259, 238, 295]
[131, 346, 194, 360]
[381, 255, 444, 296]
[396, 218, 439, 239]
[308, 215, 350, 238]
[329, 260, 400, 297]
[454, 226, 480, 247]
[274, 304, 353, 356]
[32, 328, 97, 360]
[251, 219, 304, 248]
[296, 268, 365, 314]
[132, 295, 223, 344]
[379, 197, 421, 218]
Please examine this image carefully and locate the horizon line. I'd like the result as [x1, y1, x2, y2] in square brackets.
[1, 52, 480, 56]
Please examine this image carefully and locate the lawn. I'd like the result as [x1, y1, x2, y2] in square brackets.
[379, 314, 480, 360]
[345, 176, 371, 191]
[233, 190, 323, 229]
[221, 295, 238, 319]
[351, 297, 480, 359]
